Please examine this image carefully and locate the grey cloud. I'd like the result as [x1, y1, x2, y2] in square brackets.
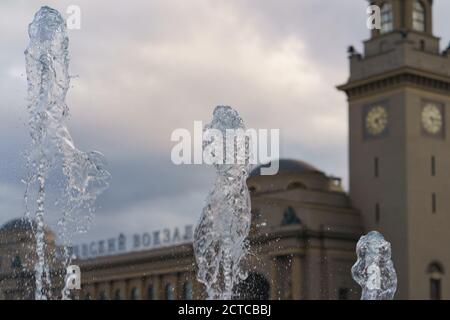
[1, 0, 450, 244]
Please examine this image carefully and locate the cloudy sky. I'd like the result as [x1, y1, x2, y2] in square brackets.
[1, 0, 450, 245]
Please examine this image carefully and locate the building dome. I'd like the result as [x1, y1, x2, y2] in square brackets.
[0, 218, 57, 256]
[247, 159, 343, 193]
[249, 159, 323, 178]
[0, 218, 36, 233]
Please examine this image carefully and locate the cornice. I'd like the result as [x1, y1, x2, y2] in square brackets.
[337, 66, 450, 100]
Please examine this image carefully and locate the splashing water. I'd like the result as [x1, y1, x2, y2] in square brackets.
[351, 231, 397, 300]
[24, 6, 110, 300]
[193, 106, 252, 300]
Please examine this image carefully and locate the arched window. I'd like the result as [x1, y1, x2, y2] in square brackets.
[165, 283, 174, 300]
[413, 0, 426, 32]
[114, 289, 122, 300]
[428, 262, 444, 300]
[183, 281, 193, 300]
[130, 287, 140, 300]
[380, 3, 394, 34]
[147, 285, 155, 300]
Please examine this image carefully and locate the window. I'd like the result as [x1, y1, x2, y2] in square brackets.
[431, 156, 436, 176]
[420, 40, 426, 51]
[338, 288, 350, 300]
[375, 203, 380, 224]
[147, 285, 155, 300]
[413, 0, 425, 32]
[432, 193, 437, 214]
[99, 291, 107, 300]
[374, 157, 379, 178]
[165, 283, 174, 300]
[11, 256, 22, 269]
[183, 281, 193, 300]
[430, 279, 441, 300]
[380, 3, 394, 34]
[235, 272, 270, 300]
[11, 256, 21, 269]
[428, 262, 444, 300]
[131, 287, 140, 300]
[114, 289, 122, 300]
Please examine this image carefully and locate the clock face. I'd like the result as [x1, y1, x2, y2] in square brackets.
[421, 103, 443, 135]
[366, 106, 388, 136]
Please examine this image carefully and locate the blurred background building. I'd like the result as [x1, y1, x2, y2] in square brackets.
[0, 160, 362, 300]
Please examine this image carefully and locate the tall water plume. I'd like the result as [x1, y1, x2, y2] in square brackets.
[24, 6, 110, 299]
[193, 106, 252, 300]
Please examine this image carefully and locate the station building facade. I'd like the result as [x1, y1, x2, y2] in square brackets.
[0, 160, 362, 300]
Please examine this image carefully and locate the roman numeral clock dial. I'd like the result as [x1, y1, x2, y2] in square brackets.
[421, 103, 443, 136]
[365, 105, 388, 137]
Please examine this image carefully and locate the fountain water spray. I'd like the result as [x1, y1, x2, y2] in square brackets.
[193, 106, 252, 300]
[24, 6, 110, 299]
[351, 231, 397, 300]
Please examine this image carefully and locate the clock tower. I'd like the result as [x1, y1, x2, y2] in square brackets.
[339, 0, 450, 299]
